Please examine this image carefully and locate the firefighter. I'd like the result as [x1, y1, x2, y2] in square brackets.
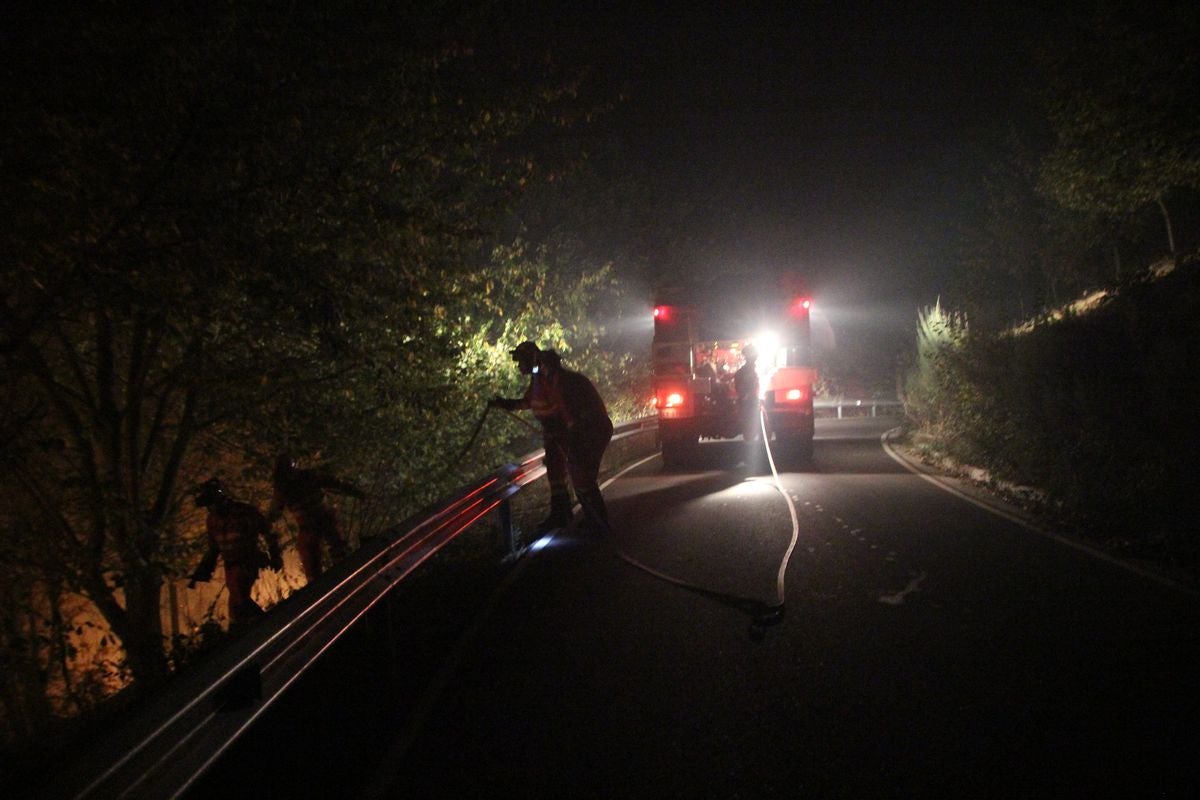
[189, 478, 282, 625]
[267, 454, 365, 583]
[695, 344, 719, 384]
[734, 343, 760, 442]
[488, 341, 573, 534]
[537, 350, 614, 533]
[695, 344, 731, 408]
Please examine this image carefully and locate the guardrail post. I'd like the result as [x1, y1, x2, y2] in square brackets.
[213, 661, 262, 713]
[499, 497, 522, 562]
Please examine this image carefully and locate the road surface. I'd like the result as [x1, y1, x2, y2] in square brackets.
[194, 417, 1200, 798]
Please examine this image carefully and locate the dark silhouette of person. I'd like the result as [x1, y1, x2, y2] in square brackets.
[489, 341, 573, 534]
[694, 345, 730, 407]
[734, 344, 760, 442]
[267, 454, 364, 583]
[537, 350, 614, 533]
[695, 345, 719, 383]
[189, 478, 282, 625]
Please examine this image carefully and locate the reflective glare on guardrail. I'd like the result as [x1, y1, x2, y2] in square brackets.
[814, 398, 904, 418]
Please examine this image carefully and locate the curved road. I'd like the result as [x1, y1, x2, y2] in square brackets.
[197, 417, 1200, 798]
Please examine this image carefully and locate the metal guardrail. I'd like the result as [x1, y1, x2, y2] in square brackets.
[41, 417, 658, 800]
[814, 398, 904, 418]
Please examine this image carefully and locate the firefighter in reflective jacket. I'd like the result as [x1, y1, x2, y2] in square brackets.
[268, 454, 365, 583]
[189, 478, 282, 625]
[538, 350, 614, 533]
[489, 340, 573, 533]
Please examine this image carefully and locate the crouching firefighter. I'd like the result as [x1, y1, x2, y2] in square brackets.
[538, 350, 614, 534]
[268, 454, 365, 584]
[489, 340, 573, 534]
[189, 478, 283, 625]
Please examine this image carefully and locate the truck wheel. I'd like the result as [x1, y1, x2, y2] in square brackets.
[776, 434, 813, 468]
[796, 436, 814, 466]
[661, 433, 697, 471]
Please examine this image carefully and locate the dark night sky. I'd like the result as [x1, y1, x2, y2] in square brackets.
[509, 2, 1072, 364]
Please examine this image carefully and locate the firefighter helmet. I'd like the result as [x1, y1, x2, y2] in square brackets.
[274, 453, 296, 480]
[195, 478, 225, 508]
[510, 341, 540, 362]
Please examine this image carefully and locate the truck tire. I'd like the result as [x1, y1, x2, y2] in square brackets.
[775, 433, 813, 469]
[661, 431, 698, 471]
[796, 435, 814, 466]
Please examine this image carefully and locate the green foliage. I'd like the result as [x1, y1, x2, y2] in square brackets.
[903, 300, 976, 447]
[947, 4, 1200, 330]
[952, 142, 1130, 330]
[907, 260, 1200, 564]
[1037, 3, 1200, 253]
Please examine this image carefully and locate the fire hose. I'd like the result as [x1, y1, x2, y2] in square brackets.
[498, 403, 799, 640]
[454, 404, 493, 462]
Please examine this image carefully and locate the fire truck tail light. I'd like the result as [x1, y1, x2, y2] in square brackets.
[654, 390, 686, 409]
[789, 297, 812, 318]
[654, 381, 689, 418]
[785, 388, 804, 401]
[653, 305, 673, 322]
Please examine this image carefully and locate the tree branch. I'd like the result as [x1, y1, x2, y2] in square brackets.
[124, 312, 157, 512]
[43, 315, 96, 410]
[150, 340, 201, 524]
[9, 340, 108, 562]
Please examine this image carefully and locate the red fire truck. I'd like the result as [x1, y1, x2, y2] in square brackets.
[652, 278, 816, 468]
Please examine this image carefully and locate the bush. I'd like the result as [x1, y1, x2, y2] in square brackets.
[905, 259, 1200, 567]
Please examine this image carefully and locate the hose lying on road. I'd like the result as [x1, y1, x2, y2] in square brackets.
[604, 404, 800, 640]
[753, 402, 803, 634]
[360, 407, 800, 795]
[498, 403, 802, 638]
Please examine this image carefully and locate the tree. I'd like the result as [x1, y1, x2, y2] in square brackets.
[0, 0, 604, 695]
[953, 142, 1122, 330]
[1037, 3, 1200, 256]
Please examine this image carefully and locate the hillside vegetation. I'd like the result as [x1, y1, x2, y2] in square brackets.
[905, 256, 1200, 570]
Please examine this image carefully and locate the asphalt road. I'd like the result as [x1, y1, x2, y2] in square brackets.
[193, 417, 1200, 798]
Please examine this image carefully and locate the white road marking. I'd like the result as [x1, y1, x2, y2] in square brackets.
[879, 571, 927, 606]
[880, 429, 1197, 597]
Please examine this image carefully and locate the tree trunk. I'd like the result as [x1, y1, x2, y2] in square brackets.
[167, 579, 180, 641]
[116, 568, 168, 688]
[48, 584, 78, 713]
[1156, 194, 1176, 256]
[0, 582, 55, 742]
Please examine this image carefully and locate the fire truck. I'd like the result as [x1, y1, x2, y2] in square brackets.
[651, 277, 816, 468]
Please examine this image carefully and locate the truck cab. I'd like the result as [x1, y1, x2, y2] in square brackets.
[652, 280, 816, 468]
